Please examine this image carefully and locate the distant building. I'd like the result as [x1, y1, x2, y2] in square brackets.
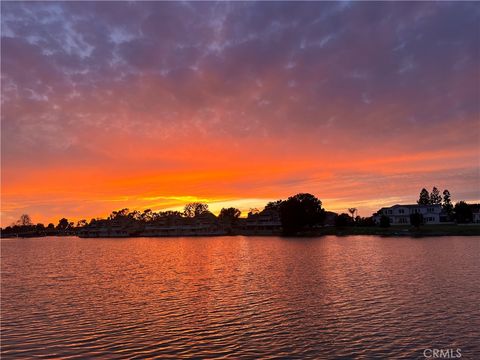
[79, 219, 135, 237]
[141, 211, 225, 237]
[235, 208, 282, 235]
[373, 204, 449, 225]
[323, 211, 338, 226]
[79, 208, 283, 238]
[473, 211, 480, 224]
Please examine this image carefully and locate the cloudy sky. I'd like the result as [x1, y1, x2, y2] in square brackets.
[1, 1, 479, 225]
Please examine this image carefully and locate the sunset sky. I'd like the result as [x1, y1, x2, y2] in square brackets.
[1, 2, 479, 226]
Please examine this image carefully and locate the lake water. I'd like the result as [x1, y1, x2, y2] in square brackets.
[1, 236, 479, 359]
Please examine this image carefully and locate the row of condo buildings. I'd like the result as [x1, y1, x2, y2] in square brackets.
[79, 209, 283, 238]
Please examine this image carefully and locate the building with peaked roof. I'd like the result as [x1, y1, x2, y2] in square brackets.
[235, 208, 282, 235]
[373, 204, 450, 225]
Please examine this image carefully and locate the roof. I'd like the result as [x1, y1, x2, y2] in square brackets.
[380, 204, 442, 209]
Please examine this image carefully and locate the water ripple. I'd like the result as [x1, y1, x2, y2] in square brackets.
[2, 236, 479, 359]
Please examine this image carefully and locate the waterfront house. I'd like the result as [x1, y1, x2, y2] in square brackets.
[373, 204, 447, 225]
[79, 219, 131, 237]
[141, 211, 226, 236]
[236, 208, 282, 235]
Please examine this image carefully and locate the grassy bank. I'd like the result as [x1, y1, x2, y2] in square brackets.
[311, 224, 480, 237]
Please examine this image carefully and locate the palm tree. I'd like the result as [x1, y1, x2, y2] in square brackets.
[348, 208, 357, 221]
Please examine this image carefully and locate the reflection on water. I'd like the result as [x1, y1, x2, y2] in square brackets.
[2, 236, 479, 359]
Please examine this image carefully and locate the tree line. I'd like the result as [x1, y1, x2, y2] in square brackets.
[416, 186, 477, 224]
[1, 202, 245, 237]
[417, 187, 453, 212]
[1, 189, 479, 237]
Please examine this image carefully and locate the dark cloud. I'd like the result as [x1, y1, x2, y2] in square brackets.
[1, 1, 478, 214]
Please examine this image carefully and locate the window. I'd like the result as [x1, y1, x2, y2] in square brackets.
[387, 210, 393, 214]
[427, 207, 434, 212]
[399, 209, 405, 214]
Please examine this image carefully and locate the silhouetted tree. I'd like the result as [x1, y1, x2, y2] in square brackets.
[355, 216, 376, 227]
[248, 208, 259, 217]
[218, 208, 241, 221]
[430, 187, 442, 205]
[57, 218, 69, 230]
[348, 208, 357, 221]
[279, 193, 325, 235]
[454, 201, 472, 223]
[410, 213, 424, 228]
[44, 223, 56, 235]
[417, 188, 430, 205]
[335, 213, 353, 227]
[108, 208, 131, 220]
[184, 203, 209, 218]
[77, 219, 87, 228]
[265, 200, 283, 212]
[442, 189, 453, 216]
[128, 210, 142, 221]
[159, 210, 183, 218]
[379, 215, 390, 228]
[141, 209, 154, 222]
[17, 214, 33, 226]
[218, 208, 241, 234]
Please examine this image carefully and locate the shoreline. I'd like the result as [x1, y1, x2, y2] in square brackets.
[304, 224, 480, 237]
[2, 225, 480, 239]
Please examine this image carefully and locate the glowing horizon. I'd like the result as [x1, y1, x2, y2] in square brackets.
[1, 2, 479, 226]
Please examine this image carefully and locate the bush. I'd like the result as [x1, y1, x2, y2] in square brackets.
[335, 213, 353, 227]
[379, 215, 391, 228]
[410, 213, 424, 228]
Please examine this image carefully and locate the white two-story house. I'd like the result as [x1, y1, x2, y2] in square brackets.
[374, 204, 444, 225]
